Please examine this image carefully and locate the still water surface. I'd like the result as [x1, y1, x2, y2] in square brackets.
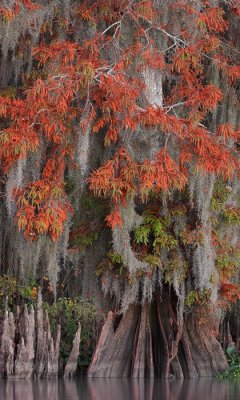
[0, 378, 240, 400]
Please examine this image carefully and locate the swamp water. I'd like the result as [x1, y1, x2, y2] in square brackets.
[0, 378, 239, 400]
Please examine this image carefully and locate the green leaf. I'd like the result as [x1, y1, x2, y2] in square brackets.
[143, 255, 162, 267]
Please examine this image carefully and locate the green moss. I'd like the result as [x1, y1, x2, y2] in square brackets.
[134, 224, 151, 245]
[72, 231, 99, 251]
[217, 347, 240, 381]
[142, 254, 162, 268]
[96, 252, 126, 277]
[43, 297, 96, 370]
[79, 193, 107, 219]
[65, 177, 75, 195]
[69, 193, 108, 251]
[0, 274, 37, 317]
[134, 212, 177, 252]
[221, 206, 240, 225]
[210, 180, 232, 212]
[185, 289, 211, 307]
[217, 255, 238, 271]
[163, 255, 188, 285]
[0, 86, 17, 99]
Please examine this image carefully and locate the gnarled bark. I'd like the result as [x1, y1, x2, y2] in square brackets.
[47, 324, 61, 377]
[34, 287, 44, 377]
[64, 322, 81, 378]
[0, 290, 80, 378]
[0, 311, 15, 377]
[132, 303, 154, 378]
[88, 291, 228, 378]
[15, 305, 35, 378]
[88, 305, 139, 377]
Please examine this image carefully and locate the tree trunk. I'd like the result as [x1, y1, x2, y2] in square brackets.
[64, 322, 81, 378]
[132, 303, 154, 378]
[88, 291, 228, 378]
[0, 290, 80, 378]
[88, 305, 139, 377]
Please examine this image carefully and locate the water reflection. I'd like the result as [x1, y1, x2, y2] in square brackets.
[0, 377, 239, 400]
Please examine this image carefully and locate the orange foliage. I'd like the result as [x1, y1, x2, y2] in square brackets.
[105, 207, 123, 229]
[197, 7, 228, 33]
[0, 0, 239, 236]
[0, 0, 39, 21]
[220, 281, 240, 304]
